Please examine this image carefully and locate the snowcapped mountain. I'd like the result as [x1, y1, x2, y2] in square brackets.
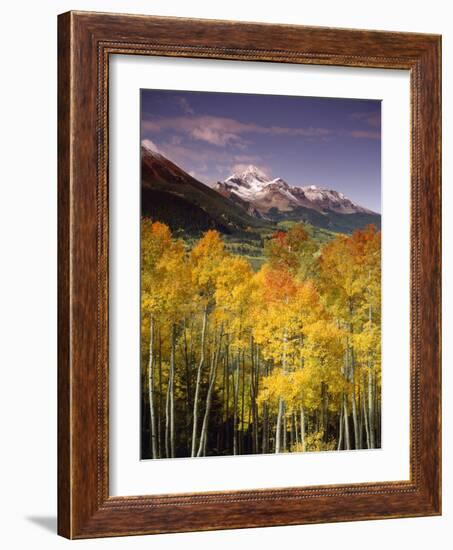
[140, 144, 380, 235]
[215, 165, 376, 216]
[140, 142, 274, 235]
[299, 185, 375, 215]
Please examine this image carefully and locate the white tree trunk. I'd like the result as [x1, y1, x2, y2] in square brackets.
[300, 405, 306, 452]
[262, 401, 269, 454]
[233, 354, 240, 455]
[147, 316, 158, 458]
[197, 331, 222, 457]
[362, 374, 371, 449]
[368, 304, 376, 448]
[169, 324, 176, 458]
[165, 371, 170, 458]
[191, 307, 207, 457]
[282, 403, 287, 452]
[337, 400, 344, 451]
[352, 386, 360, 449]
[294, 412, 299, 447]
[275, 397, 284, 453]
[368, 365, 375, 448]
[343, 394, 351, 450]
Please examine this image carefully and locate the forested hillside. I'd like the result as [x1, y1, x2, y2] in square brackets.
[141, 221, 381, 459]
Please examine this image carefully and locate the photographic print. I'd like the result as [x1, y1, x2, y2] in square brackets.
[140, 90, 381, 460]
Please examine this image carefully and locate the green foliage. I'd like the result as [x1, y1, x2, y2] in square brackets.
[266, 205, 381, 234]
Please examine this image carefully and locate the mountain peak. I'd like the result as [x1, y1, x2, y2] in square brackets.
[140, 146, 380, 235]
[226, 164, 271, 187]
[241, 164, 269, 179]
[300, 185, 372, 213]
[141, 139, 162, 157]
[218, 168, 376, 216]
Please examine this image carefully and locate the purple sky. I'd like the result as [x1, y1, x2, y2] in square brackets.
[141, 89, 381, 213]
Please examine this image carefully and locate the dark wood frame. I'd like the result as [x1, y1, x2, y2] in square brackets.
[58, 10, 441, 539]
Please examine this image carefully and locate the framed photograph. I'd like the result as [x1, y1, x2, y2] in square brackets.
[58, 11, 441, 538]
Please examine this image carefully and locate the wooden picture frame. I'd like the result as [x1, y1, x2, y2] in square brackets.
[58, 10, 441, 539]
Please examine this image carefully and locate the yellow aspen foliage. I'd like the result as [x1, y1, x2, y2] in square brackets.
[141, 220, 382, 458]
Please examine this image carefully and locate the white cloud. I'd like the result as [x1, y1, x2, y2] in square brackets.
[141, 115, 337, 149]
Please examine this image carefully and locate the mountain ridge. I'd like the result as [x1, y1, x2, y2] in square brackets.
[141, 143, 380, 236]
[215, 164, 377, 216]
[141, 142, 275, 236]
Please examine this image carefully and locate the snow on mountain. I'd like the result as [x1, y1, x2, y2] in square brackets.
[226, 165, 270, 187]
[300, 185, 374, 214]
[215, 165, 375, 216]
[141, 139, 162, 157]
[141, 139, 200, 187]
[222, 165, 289, 200]
[216, 165, 295, 212]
